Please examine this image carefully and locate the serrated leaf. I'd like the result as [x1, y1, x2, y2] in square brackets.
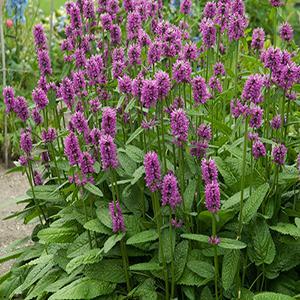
[129, 278, 157, 300]
[187, 261, 214, 279]
[84, 259, 125, 283]
[253, 292, 294, 300]
[181, 233, 210, 244]
[222, 188, 250, 210]
[127, 230, 158, 245]
[48, 278, 116, 299]
[96, 205, 112, 229]
[103, 233, 124, 253]
[184, 179, 197, 212]
[160, 228, 175, 263]
[270, 223, 300, 237]
[130, 262, 162, 271]
[66, 249, 103, 274]
[222, 249, 240, 290]
[84, 219, 111, 235]
[26, 185, 63, 202]
[248, 218, 275, 265]
[37, 226, 78, 244]
[131, 166, 145, 185]
[174, 240, 189, 282]
[241, 183, 269, 224]
[218, 238, 247, 249]
[84, 183, 103, 197]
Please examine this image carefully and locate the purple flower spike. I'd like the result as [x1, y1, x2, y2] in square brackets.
[279, 22, 293, 42]
[79, 152, 95, 175]
[99, 134, 118, 170]
[14, 96, 29, 122]
[192, 76, 211, 105]
[34, 171, 43, 186]
[109, 201, 126, 233]
[197, 123, 212, 141]
[180, 0, 192, 15]
[141, 79, 158, 109]
[3, 86, 15, 113]
[155, 71, 171, 99]
[270, 115, 282, 130]
[144, 151, 161, 193]
[41, 128, 57, 143]
[172, 59, 192, 83]
[251, 28, 265, 51]
[64, 132, 82, 166]
[20, 130, 33, 154]
[101, 107, 117, 138]
[170, 108, 189, 146]
[33, 24, 48, 50]
[32, 88, 49, 110]
[205, 180, 220, 213]
[161, 172, 182, 209]
[252, 140, 266, 160]
[272, 144, 287, 165]
[201, 158, 218, 184]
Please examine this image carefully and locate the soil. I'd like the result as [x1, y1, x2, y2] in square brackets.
[0, 164, 32, 275]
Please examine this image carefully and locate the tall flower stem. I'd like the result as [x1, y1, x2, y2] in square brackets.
[152, 192, 169, 299]
[169, 207, 175, 299]
[111, 170, 131, 292]
[160, 101, 167, 173]
[234, 40, 240, 98]
[237, 119, 248, 239]
[212, 213, 219, 300]
[27, 160, 47, 223]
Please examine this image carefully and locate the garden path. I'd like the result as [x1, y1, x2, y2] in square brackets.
[0, 164, 32, 275]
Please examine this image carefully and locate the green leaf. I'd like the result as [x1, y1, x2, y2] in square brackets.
[126, 126, 143, 145]
[118, 152, 137, 175]
[127, 229, 158, 245]
[248, 218, 275, 265]
[184, 179, 197, 212]
[222, 250, 240, 290]
[27, 185, 63, 202]
[222, 188, 250, 210]
[181, 233, 210, 244]
[66, 249, 103, 274]
[131, 166, 145, 185]
[103, 233, 124, 253]
[84, 219, 111, 235]
[218, 238, 247, 250]
[187, 261, 214, 279]
[96, 204, 112, 229]
[174, 240, 189, 282]
[37, 226, 78, 244]
[270, 223, 300, 238]
[160, 228, 175, 264]
[84, 259, 125, 283]
[0, 248, 24, 264]
[129, 278, 157, 300]
[84, 183, 103, 197]
[130, 262, 162, 271]
[241, 183, 269, 224]
[253, 292, 295, 300]
[48, 278, 116, 299]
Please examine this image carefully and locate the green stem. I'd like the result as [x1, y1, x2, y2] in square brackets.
[237, 119, 248, 239]
[27, 161, 47, 223]
[160, 101, 167, 173]
[120, 238, 131, 292]
[169, 207, 175, 299]
[234, 40, 239, 98]
[212, 214, 219, 300]
[152, 192, 169, 299]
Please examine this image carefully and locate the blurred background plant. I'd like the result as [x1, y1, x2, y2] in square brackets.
[0, 0, 65, 165]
